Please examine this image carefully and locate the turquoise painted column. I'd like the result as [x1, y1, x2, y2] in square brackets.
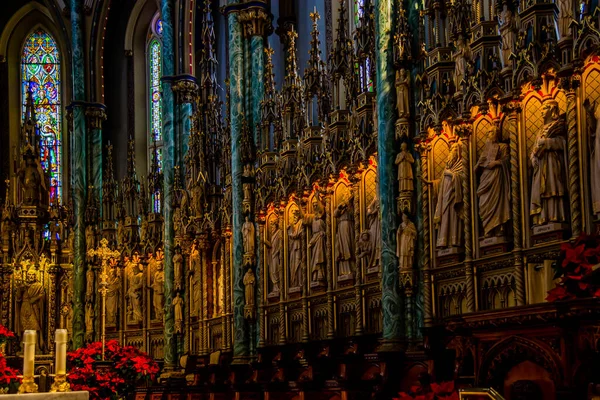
[86, 104, 106, 208]
[375, 0, 401, 346]
[161, 0, 177, 369]
[227, 5, 248, 359]
[172, 76, 197, 166]
[70, 0, 87, 349]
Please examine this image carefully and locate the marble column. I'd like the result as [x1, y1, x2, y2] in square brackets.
[160, 0, 177, 369]
[172, 76, 197, 167]
[70, 0, 87, 350]
[251, 35, 265, 146]
[375, 0, 401, 346]
[227, 6, 248, 359]
[563, 78, 582, 238]
[85, 105, 106, 208]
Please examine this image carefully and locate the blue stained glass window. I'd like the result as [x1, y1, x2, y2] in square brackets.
[156, 18, 163, 36]
[21, 29, 62, 202]
[149, 39, 163, 143]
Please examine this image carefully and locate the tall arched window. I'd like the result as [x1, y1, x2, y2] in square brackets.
[21, 29, 62, 201]
[148, 15, 163, 212]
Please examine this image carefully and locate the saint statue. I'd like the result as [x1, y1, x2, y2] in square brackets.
[334, 197, 355, 277]
[397, 213, 417, 270]
[106, 261, 120, 326]
[85, 225, 95, 252]
[140, 217, 148, 243]
[85, 302, 94, 333]
[558, 0, 573, 38]
[173, 293, 183, 334]
[242, 216, 255, 257]
[499, 7, 515, 67]
[476, 127, 511, 237]
[263, 219, 282, 294]
[432, 142, 464, 248]
[288, 210, 304, 289]
[242, 164, 254, 202]
[243, 268, 256, 308]
[298, 199, 326, 283]
[366, 195, 380, 268]
[357, 231, 373, 270]
[18, 154, 43, 206]
[86, 266, 95, 303]
[395, 142, 415, 193]
[16, 269, 45, 351]
[453, 36, 470, 90]
[189, 243, 200, 317]
[151, 258, 165, 321]
[530, 100, 567, 226]
[589, 101, 600, 219]
[173, 247, 184, 291]
[126, 258, 144, 323]
[395, 69, 410, 118]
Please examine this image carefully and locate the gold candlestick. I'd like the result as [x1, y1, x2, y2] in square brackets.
[18, 330, 38, 394]
[50, 329, 70, 392]
[87, 238, 121, 360]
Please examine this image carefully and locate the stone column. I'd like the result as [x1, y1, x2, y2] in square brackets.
[70, 0, 88, 349]
[160, 0, 177, 369]
[375, 0, 401, 347]
[562, 77, 582, 238]
[505, 102, 525, 305]
[85, 105, 106, 208]
[458, 126, 475, 312]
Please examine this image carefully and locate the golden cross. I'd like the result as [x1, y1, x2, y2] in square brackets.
[310, 7, 320, 23]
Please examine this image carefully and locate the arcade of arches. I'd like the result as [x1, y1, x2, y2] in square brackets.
[1, 0, 600, 399]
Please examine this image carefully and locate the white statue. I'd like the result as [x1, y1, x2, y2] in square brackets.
[453, 36, 469, 90]
[395, 69, 410, 118]
[151, 257, 165, 321]
[263, 220, 282, 294]
[431, 142, 464, 248]
[243, 268, 255, 307]
[242, 216, 255, 257]
[288, 210, 304, 289]
[476, 127, 511, 237]
[558, 0, 574, 38]
[396, 213, 417, 270]
[173, 293, 183, 334]
[106, 259, 120, 326]
[395, 142, 415, 193]
[298, 199, 326, 283]
[366, 195, 380, 268]
[126, 256, 144, 323]
[334, 197, 355, 277]
[173, 247, 183, 291]
[530, 100, 567, 226]
[499, 7, 515, 67]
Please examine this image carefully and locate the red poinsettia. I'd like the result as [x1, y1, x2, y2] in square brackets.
[0, 352, 21, 393]
[0, 325, 15, 347]
[68, 340, 159, 400]
[547, 234, 600, 302]
[394, 380, 458, 400]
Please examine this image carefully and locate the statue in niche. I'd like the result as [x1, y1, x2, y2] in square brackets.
[140, 217, 148, 243]
[334, 196, 355, 277]
[357, 231, 373, 270]
[427, 141, 464, 248]
[366, 195, 380, 268]
[288, 209, 304, 289]
[173, 246, 184, 291]
[173, 293, 183, 334]
[85, 265, 94, 303]
[191, 171, 206, 217]
[15, 268, 45, 351]
[189, 242, 200, 317]
[499, 6, 515, 67]
[476, 127, 511, 237]
[558, 0, 573, 38]
[242, 216, 255, 258]
[242, 164, 254, 203]
[117, 222, 125, 247]
[297, 199, 326, 283]
[243, 268, 255, 308]
[217, 272, 224, 315]
[263, 219, 282, 294]
[150, 255, 165, 321]
[530, 100, 567, 226]
[453, 36, 470, 90]
[397, 213, 417, 270]
[18, 154, 43, 206]
[85, 225, 95, 252]
[585, 100, 600, 219]
[126, 256, 144, 323]
[174, 207, 183, 237]
[85, 302, 94, 333]
[106, 259, 120, 326]
[395, 68, 410, 118]
[395, 142, 415, 194]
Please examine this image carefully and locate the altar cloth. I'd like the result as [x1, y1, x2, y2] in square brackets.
[0, 392, 89, 399]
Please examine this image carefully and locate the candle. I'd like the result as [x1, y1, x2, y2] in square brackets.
[22, 330, 36, 377]
[55, 329, 68, 375]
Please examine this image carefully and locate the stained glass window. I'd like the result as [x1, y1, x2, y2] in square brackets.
[149, 38, 163, 143]
[354, 0, 365, 26]
[156, 18, 163, 36]
[21, 29, 62, 202]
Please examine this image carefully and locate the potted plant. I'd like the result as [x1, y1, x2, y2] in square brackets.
[0, 352, 21, 394]
[0, 324, 15, 355]
[67, 340, 159, 400]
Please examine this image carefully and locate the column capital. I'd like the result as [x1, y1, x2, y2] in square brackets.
[171, 75, 198, 104]
[239, 7, 271, 38]
[85, 104, 107, 129]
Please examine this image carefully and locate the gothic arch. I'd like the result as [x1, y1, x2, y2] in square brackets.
[478, 335, 562, 390]
[0, 3, 71, 190]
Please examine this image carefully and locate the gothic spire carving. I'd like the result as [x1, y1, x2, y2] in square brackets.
[304, 7, 331, 125]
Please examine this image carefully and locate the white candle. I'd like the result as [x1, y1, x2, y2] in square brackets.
[22, 330, 36, 377]
[55, 329, 68, 375]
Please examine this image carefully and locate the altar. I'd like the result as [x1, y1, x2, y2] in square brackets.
[0, 392, 88, 400]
